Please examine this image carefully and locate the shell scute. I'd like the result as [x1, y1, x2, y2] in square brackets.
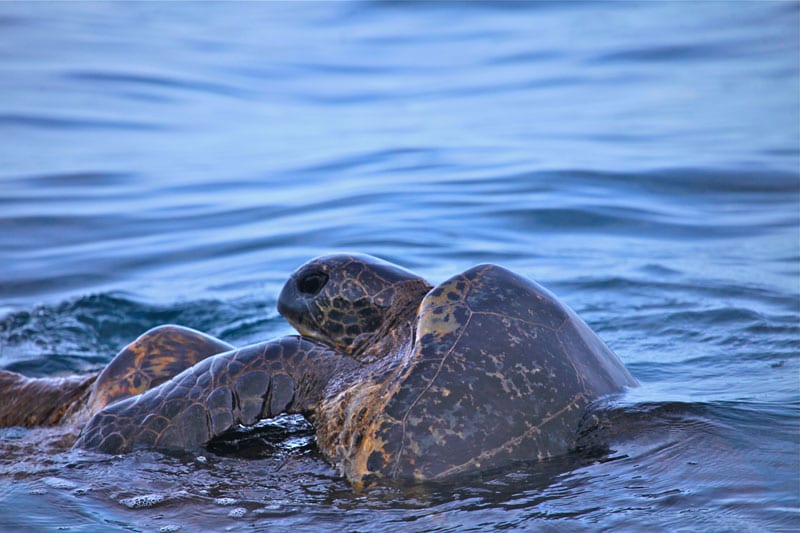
[460, 265, 569, 330]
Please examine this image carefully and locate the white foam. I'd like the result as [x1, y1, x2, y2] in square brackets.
[119, 493, 167, 509]
[214, 497, 237, 506]
[227, 507, 247, 518]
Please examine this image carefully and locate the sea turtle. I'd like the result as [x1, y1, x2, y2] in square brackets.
[71, 254, 637, 484]
[0, 326, 233, 430]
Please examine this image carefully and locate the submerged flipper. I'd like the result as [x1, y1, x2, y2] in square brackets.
[75, 336, 356, 454]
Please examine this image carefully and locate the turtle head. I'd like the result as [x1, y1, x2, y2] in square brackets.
[278, 254, 432, 359]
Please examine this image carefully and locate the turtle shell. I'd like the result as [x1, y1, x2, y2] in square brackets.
[87, 325, 234, 415]
[344, 264, 637, 482]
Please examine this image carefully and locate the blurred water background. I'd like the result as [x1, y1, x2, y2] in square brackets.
[0, 1, 798, 531]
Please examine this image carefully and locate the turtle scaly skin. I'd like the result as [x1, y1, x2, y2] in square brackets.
[75, 337, 357, 453]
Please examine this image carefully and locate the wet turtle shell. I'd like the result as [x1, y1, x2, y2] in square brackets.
[310, 261, 637, 483]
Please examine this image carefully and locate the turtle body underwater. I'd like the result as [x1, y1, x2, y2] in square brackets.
[1, 254, 637, 484]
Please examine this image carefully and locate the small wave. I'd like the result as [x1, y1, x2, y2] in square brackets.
[564, 275, 796, 310]
[551, 167, 800, 196]
[66, 70, 249, 100]
[2, 170, 135, 188]
[0, 293, 278, 375]
[42, 477, 78, 490]
[0, 113, 163, 131]
[592, 40, 744, 64]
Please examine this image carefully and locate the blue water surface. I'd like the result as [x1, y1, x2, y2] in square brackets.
[0, 2, 798, 531]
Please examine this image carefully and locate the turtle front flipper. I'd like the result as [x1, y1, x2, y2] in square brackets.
[74, 336, 356, 454]
[86, 325, 234, 416]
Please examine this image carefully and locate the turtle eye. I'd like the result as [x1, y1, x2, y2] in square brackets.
[297, 271, 329, 296]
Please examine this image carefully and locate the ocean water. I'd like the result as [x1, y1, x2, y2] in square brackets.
[0, 1, 798, 531]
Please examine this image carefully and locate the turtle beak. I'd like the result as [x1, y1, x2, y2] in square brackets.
[277, 274, 304, 328]
[278, 273, 324, 340]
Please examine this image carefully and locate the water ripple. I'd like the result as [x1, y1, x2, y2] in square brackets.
[0, 293, 280, 375]
[0, 1, 797, 531]
[0, 112, 163, 131]
[66, 70, 250, 99]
